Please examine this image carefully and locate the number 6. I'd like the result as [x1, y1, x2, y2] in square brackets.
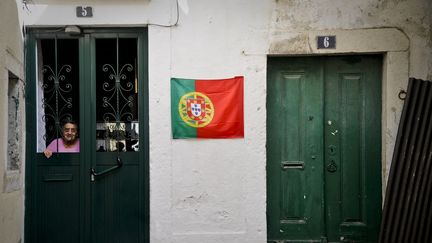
[323, 37, 330, 48]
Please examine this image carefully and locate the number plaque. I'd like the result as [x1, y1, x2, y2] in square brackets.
[76, 6, 93, 17]
[317, 36, 336, 49]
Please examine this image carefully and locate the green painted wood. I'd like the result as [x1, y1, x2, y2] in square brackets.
[90, 34, 147, 243]
[25, 29, 149, 243]
[138, 30, 151, 243]
[267, 57, 324, 241]
[25, 35, 83, 243]
[267, 56, 382, 242]
[24, 34, 37, 243]
[36, 164, 81, 243]
[81, 33, 92, 243]
[324, 56, 382, 242]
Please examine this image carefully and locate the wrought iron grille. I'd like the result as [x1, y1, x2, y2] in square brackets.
[96, 37, 138, 152]
[40, 38, 78, 146]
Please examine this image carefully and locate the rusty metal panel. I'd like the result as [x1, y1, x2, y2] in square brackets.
[380, 78, 432, 243]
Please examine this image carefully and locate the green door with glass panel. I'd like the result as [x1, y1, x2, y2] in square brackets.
[267, 56, 382, 242]
[25, 29, 149, 243]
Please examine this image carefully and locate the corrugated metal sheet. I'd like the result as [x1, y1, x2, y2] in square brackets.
[380, 78, 432, 243]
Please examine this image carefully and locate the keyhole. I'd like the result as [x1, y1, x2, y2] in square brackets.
[328, 145, 336, 155]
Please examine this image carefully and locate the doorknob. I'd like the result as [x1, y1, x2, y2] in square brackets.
[327, 160, 337, 172]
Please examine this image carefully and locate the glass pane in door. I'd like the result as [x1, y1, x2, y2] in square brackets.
[95, 38, 139, 152]
[36, 38, 80, 153]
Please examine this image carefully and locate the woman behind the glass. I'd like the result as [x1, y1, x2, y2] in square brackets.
[43, 121, 80, 158]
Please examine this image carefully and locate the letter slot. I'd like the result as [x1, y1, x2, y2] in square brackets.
[281, 161, 305, 170]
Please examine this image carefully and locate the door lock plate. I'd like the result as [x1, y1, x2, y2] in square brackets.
[327, 160, 337, 172]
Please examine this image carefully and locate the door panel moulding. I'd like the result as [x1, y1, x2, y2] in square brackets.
[267, 27, 410, 200]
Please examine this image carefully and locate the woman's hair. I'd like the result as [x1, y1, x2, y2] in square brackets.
[62, 120, 78, 127]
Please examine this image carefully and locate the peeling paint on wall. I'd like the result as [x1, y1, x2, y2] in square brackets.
[7, 76, 22, 172]
[0, 1, 25, 242]
[175, 192, 209, 208]
[269, 34, 310, 54]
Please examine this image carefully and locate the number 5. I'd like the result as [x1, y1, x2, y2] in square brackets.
[81, 7, 87, 17]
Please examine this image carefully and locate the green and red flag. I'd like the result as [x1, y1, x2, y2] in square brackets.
[171, 76, 244, 139]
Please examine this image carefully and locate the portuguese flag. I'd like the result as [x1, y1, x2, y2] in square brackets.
[171, 76, 244, 139]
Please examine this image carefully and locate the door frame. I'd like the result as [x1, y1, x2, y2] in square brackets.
[267, 28, 409, 195]
[24, 27, 149, 243]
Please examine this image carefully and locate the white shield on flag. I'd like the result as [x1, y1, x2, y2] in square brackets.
[191, 103, 202, 117]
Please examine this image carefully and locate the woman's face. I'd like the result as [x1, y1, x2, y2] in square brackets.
[63, 123, 78, 144]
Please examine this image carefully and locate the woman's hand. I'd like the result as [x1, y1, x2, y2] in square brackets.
[44, 149, 53, 158]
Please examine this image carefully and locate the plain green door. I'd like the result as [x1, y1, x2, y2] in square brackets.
[25, 29, 149, 243]
[267, 57, 325, 241]
[267, 56, 382, 242]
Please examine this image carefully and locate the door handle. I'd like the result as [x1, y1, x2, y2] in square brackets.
[327, 160, 337, 173]
[91, 156, 123, 181]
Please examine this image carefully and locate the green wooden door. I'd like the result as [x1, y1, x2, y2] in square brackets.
[267, 56, 382, 243]
[25, 29, 149, 243]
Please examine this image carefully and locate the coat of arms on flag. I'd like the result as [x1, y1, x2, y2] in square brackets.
[171, 76, 244, 139]
[181, 93, 214, 126]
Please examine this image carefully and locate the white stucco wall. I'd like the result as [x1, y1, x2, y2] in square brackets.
[22, 0, 432, 242]
[0, 1, 25, 243]
[149, 2, 270, 242]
